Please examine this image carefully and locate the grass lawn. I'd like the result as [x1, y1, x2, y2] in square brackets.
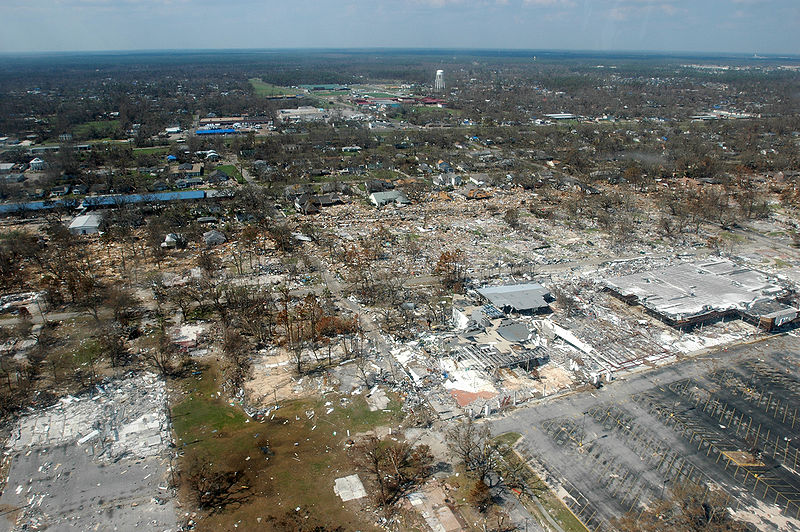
[409, 106, 463, 119]
[214, 164, 245, 184]
[172, 363, 403, 531]
[369, 169, 400, 181]
[248, 78, 301, 97]
[720, 231, 746, 243]
[495, 432, 589, 532]
[73, 119, 121, 139]
[494, 431, 523, 447]
[133, 146, 170, 156]
[310, 174, 360, 184]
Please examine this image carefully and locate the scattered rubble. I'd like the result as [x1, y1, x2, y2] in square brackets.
[0, 372, 177, 531]
[365, 386, 390, 411]
[407, 482, 463, 532]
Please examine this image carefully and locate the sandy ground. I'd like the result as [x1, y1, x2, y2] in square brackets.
[245, 350, 298, 405]
[244, 348, 331, 405]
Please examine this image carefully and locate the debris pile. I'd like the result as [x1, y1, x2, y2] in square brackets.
[0, 373, 177, 531]
[8, 372, 171, 462]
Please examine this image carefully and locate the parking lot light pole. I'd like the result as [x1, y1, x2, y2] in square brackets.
[580, 411, 587, 447]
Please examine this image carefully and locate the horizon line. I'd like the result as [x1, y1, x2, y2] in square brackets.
[1, 46, 799, 60]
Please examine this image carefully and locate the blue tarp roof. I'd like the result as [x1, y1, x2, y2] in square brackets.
[81, 190, 206, 206]
[0, 190, 206, 213]
[195, 128, 238, 135]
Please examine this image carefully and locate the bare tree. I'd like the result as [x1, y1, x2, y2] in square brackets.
[354, 352, 374, 388]
[352, 436, 432, 508]
[184, 452, 250, 512]
[105, 284, 140, 326]
[143, 331, 185, 377]
[503, 208, 520, 229]
[98, 326, 132, 368]
[446, 419, 501, 485]
[433, 248, 466, 290]
[267, 223, 295, 253]
[469, 478, 493, 513]
[551, 285, 579, 318]
[221, 326, 250, 389]
[290, 342, 304, 376]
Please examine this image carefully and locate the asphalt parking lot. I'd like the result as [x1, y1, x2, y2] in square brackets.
[491, 334, 800, 531]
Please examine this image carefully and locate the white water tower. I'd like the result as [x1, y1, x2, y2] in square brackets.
[434, 69, 445, 92]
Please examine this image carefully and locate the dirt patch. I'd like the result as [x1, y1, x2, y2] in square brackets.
[244, 349, 309, 404]
[173, 362, 405, 531]
[407, 480, 466, 532]
[722, 451, 765, 467]
[449, 389, 498, 407]
[538, 364, 575, 391]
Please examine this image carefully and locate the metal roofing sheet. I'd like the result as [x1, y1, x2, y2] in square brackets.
[477, 283, 549, 311]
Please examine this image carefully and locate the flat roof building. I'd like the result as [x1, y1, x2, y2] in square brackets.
[605, 259, 797, 330]
[544, 113, 578, 120]
[450, 297, 548, 371]
[68, 214, 101, 235]
[276, 107, 329, 123]
[195, 128, 238, 136]
[476, 283, 551, 315]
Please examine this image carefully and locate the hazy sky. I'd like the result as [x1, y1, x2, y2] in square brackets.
[1, 0, 798, 55]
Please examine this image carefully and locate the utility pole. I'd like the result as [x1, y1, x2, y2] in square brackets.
[580, 411, 587, 447]
[34, 297, 48, 327]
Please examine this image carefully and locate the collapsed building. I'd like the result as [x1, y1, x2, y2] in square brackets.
[422, 281, 609, 414]
[450, 283, 553, 372]
[402, 260, 798, 420]
[604, 259, 798, 330]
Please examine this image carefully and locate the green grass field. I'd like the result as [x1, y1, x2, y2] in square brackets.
[248, 78, 301, 97]
[369, 169, 400, 181]
[214, 164, 245, 184]
[73, 119, 121, 139]
[133, 146, 170, 155]
[171, 370, 249, 446]
[410, 106, 462, 118]
[172, 363, 402, 531]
